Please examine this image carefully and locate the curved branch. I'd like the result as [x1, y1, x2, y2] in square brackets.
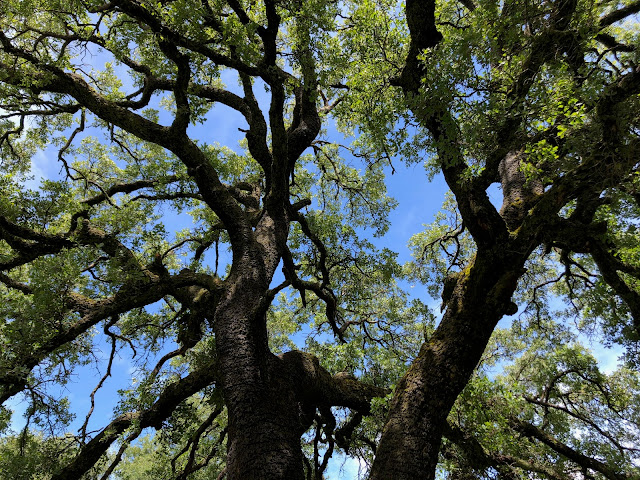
[512, 419, 633, 480]
[0, 263, 221, 404]
[600, 0, 640, 28]
[442, 421, 566, 480]
[173, 405, 224, 479]
[109, 0, 260, 76]
[524, 396, 632, 455]
[280, 350, 389, 414]
[590, 241, 640, 332]
[0, 216, 76, 270]
[0, 27, 255, 239]
[81, 176, 179, 206]
[157, 39, 192, 133]
[50, 357, 219, 480]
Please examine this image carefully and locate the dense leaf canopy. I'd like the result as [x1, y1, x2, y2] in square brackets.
[0, 0, 639, 479]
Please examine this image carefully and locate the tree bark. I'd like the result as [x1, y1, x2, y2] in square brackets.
[370, 251, 527, 479]
[209, 215, 306, 479]
[217, 306, 309, 480]
[211, 210, 387, 479]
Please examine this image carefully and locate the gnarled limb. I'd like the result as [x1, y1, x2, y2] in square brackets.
[511, 419, 635, 480]
[50, 356, 219, 480]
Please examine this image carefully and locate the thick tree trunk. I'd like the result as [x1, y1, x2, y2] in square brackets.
[217, 320, 307, 478]
[216, 315, 309, 478]
[370, 253, 526, 479]
[214, 260, 388, 477]
[224, 375, 306, 480]
[211, 230, 307, 479]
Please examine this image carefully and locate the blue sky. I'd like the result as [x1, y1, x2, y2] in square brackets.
[8, 85, 453, 476]
[5, 52, 625, 480]
[10, 112, 623, 478]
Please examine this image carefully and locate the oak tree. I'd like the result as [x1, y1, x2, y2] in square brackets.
[0, 0, 639, 479]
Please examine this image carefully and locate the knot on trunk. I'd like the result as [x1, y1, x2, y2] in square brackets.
[499, 151, 543, 230]
[441, 271, 461, 312]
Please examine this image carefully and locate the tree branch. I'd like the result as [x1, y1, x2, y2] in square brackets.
[50, 357, 219, 480]
[600, 0, 640, 27]
[280, 350, 389, 415]
[512, 419, 632, 480]
[442, 421, 566, 480]
[81, 176, 179, 206]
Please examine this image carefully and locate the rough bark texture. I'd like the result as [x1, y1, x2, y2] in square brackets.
[499, 151, 544, 230]
[2, 1, 640, 478]
[371, 0, 640, 477]
[371, 251, 529, 479]
[214, 253, 295, 479]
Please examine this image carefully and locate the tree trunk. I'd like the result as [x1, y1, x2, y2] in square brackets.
[224, 368, 307, 480]
[209, 222, 306, 479]
[370, 253, 526, 479]
[216, 308, 308, 478]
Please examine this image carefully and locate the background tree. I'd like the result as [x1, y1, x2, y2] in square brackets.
[0, 0, 639, 479]
[330, 0, 640, 477]
[0, 0, 397, 477]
